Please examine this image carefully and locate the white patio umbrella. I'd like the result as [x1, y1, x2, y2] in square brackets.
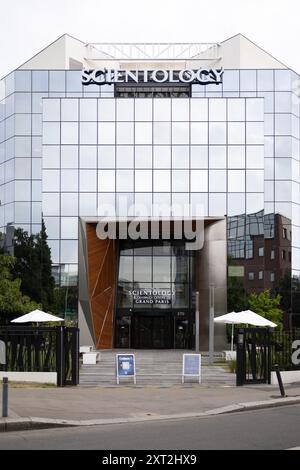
[214, 310, 277, 351]
[11, 309, 64, 324]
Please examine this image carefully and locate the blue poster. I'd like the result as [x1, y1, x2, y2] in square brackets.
[117, 354, 135, 377]
[183, 354, 200, 375]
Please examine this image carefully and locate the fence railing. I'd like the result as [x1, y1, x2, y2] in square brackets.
[0, 325, 79, 386]
[270, 329, 300, 371]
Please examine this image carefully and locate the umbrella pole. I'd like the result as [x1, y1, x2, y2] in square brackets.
[231, 324, 234, 351]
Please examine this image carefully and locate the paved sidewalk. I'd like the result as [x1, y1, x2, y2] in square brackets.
[1, 382, 300, 424]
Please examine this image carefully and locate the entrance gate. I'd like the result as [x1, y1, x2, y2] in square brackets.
[236, 327, 271, 386]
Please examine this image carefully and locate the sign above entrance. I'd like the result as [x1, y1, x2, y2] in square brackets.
[129, 288, 174, 305]
[82, 68, 224, 86]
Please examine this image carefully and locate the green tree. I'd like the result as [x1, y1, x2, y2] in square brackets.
[12, 221, 55, 311]
[0, 254, 40, 323]
[227, 276, 249, 313]
[248, 289, 283, 327]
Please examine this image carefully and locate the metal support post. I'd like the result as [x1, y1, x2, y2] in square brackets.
[2, 377, 8, 418]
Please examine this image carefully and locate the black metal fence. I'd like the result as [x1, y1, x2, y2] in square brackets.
[0, 325, 79, 386]
[236, 327, 300, 386]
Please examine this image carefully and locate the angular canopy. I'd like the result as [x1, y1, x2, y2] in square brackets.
[214, 310, 277, 327]
[11, 309, 64, 323]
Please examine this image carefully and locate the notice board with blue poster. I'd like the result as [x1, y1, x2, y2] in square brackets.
[182, 354, 201, 384]
[116, 354, 136, 384]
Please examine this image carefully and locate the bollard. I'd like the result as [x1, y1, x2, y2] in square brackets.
[2, 377, 8, 418]
[274, 364, 286, 398]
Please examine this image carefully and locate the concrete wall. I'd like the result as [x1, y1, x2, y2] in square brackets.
[271, 370, 300, 385]
[0, 372, 57, 384]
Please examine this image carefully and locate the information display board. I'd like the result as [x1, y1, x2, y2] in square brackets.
[116, 353, 136, 384]
[182, 353, 201, 384]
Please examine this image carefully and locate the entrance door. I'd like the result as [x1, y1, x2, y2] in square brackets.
[133, 315, 172, 349]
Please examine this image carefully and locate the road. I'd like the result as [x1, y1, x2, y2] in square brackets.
[0, 405, 300, 450]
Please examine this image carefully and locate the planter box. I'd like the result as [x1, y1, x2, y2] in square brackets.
[0, 371, 57, 384]
[271, 370, 300, 385]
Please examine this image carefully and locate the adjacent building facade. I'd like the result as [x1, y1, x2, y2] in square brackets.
[0, 34, 299, 349]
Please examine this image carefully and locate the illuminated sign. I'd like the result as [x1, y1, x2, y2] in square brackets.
[82, 68, 223, 86]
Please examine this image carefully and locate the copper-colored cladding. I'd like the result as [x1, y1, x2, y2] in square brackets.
[86, 223, 118, 349]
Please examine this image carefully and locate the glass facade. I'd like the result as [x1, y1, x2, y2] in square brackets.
[0, 65, 300, 333]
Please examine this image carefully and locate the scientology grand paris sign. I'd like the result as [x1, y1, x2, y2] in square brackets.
[82, 67, 224, 86]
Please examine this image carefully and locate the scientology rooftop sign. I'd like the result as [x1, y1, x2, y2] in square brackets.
[82, 68, 224, 86]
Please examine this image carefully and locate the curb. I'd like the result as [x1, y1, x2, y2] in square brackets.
[1, 396, 300, 432]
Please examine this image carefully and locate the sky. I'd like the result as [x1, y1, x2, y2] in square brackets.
[0, 0, 300, 78]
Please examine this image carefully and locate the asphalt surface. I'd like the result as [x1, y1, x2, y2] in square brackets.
[0, 404, 300, 450]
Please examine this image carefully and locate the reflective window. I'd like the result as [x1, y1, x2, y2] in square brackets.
[49, 71, 65, 92]
[135, 146, 152, 168]
[275, 181, 291, 201]
[80, 146, 97, 168]
[135, 170, 152, 192]
[209, 170, 226, 192]
[246, 122, 264, 144]
[209, 146, 226, 168]
[190, 99, 208, 121]
[275, 70, 291, 91]
[228, 193, 245, 216]
[43, 145, 60, 168]
[240, 70, 256, 91]
[61, 122, 78, 144]
[117, 122, 134, 144]
[172, 99, 189, 121]
[153, 146, 171, 168]
[61, 170, 78, 192]
[227, 99, 245, 121]
[79, 193, 97, 216]
[134, 257, 152, 282]
[117, 99, 134, 121]
[153, 99, 171, 121]
[246, 193, 264, 213]
[172, 170, 189, 192]
[246, 146, 264, 169]
[80, 169, 97, 192]
[275, 136, 291, 157]
[246, 170, 264, 192]
[209, 193, 226, 216]
[172, 122, 189, 144]
[135, 99, 152, 121]
[153, 122, 171, 144]
[43, 122, 60, 144]
[228, 122, 245, 145]
[209, 122, 226, 144]
[228, 170, 245, 192]
[80, 122, 97, 144]
[209, 99, 226, 121]
[275, 114, 291, 135]
[61, 146, 78, 168]
[116, 170, 134, 192]
[61, 217, 78, 239]
[172, 146, 189, 168]
[43, 170, 60, 192]
[153, 170, 171, 192]
[222, 71, 239, 92]
[15, 71, 31, 92]
[117, 146, 134, 168]
[98, 146, 115, 168]
[60, 193, 78, 216]
[98, 122, 115, 144]
[190, 122, 208, 144]
[246, 99, 264, 121]
[98, 170, 115, 191]
[80, 99, 97, 121]
[135, 122, 152, 144]
[119, 256, 133, 282]
[191, 146, 208, 168]
[66, 71, 82, 92]
[32, 71, 48, 92]
[15, 93, 31, 113]
[190, 170, 208, 192]
[60, 240, 78, 264]
[43, 193, 60, 216]
[257, 70, 274, 91]
[228, 146, 245, 168]
[275, 92, 291, 113]
[98, 99, 115, 121]
[61, 99, 78, 121]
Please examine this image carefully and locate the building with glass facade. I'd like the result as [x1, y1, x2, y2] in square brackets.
[0, 34, 299, 349]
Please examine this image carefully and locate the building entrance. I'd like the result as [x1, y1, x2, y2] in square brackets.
[132, 314, 172, 349]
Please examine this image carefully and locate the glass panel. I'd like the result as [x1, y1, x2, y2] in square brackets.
[135, 146, 152, 168]
[43, 122, 60, 144]
[135, 170, 152, 192]
[228, 99, 245, 121]
[15, 71, 31, 92]
[153, 99, 171, 121]
[246, 146, 264, 169]
[209, 146, 226, 168]
[172, 122, 189, 144]
[43, 145, 60, 168]
[228, 122, 245, 145]
[257, 70, 274, 91]
[49, 71, 65, 92]
[61, 146, 78, 168]
[209, 122, 226, 144]
[42, 170, 60, 192]
[79, 193, 97, 216]
[190, 122, 208, 144]
[116, 170, 134, 191]
[191, 146, 208, 168]
[60, 240, 78, 263]
[117, 122, 134, 144]
[209, 193, 226, 216]
[246, 122, 264, 144]
[119, 256, 133, 282]
[153, 170, 171, 192]
[116, 146, 134, 168]
[61, 99, 78, 121]
[117, 99, 134, 121]
[98, 146, 115, 168]
[80, 122, 97, 144]
[228, 170, 245, 192]
[98, 170, 115, 192]
[209, 99, 226, 121]
[153, 256, 171, 282]
[222, 70, 239, 92]
[172, 99, 189, 121]
[228, 193, 245, 216]
[228, 146, 245, 168]
[61, 122, 78, 144]
[98, 122, 115, 144]
[61, 170, 79, 191]
[15, 93, 31, 113]
[246, 99, 264, 121]
[172, 146, 189, 168]
[98, 99, 115, 121]
[135, 99, 152, 121]
[80, 169, 97, 192]
[209, 170, 226, 192]
[153, 146, 171, 168]
[61, 217, 78, 239]
[66, 71, 82, 92]
[153, 122, 171, 144]
[32, 71, 48, 92]
[172, 170, 189, 192]
[134, 257, 152, 282]
[190, 170, 208, 192]
[246, 170, 264, 192]
[80, 146, 97, 168]
[190, 99, 208, 121]
[43, 193, 60, 216]
[135, 122, 152, 144]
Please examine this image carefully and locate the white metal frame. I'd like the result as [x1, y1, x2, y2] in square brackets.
[182, 353, 201, 384]
[116, 353, 136, 385]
